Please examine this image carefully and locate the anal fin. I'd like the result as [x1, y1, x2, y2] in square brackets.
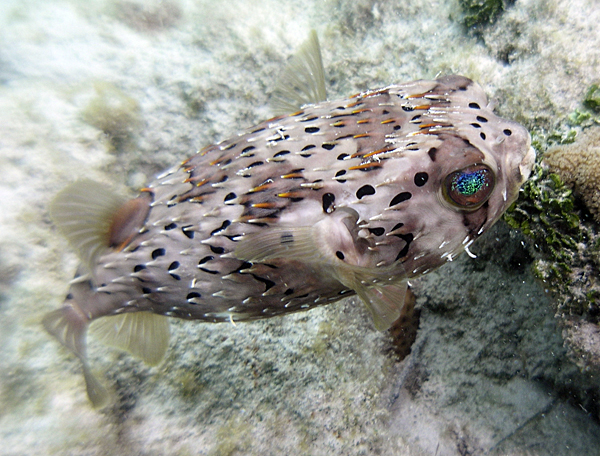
[90, 312, 170, 366]
[352, 279, 408, 331]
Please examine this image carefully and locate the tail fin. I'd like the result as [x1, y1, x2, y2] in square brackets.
[42, 306, 110, 408]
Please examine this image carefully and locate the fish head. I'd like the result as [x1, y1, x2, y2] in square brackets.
[373, 77, 534, 276]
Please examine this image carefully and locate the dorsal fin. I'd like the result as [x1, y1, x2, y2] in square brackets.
[49, 180, 151, 272]
[270, 29, 328, 115]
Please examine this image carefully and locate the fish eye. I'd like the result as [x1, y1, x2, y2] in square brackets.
[442, 164, 495, 209]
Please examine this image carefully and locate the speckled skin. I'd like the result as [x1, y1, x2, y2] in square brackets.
[65, 75, 533, 324]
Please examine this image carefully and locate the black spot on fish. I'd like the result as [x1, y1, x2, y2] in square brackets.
[284, 288, 294, 296]
[414, 172, 428, 187]
[503, 129, 512, 136]
[296, 293, 309, 299]
[199, 256, 213, 265]
[393, 125, 401, 131]
[305, 127, 320, 133]
[134, 264, 146, 272]
[241, 145, 255, 154]
[356, 185, 376, 199]
[300, 144, 315, 157]
[182, 225, 194, 239]
[411, 114, 421, 122]
[402, 105, 414, 112]
[322, 143, 336, 150]
[470, 123, 481, 129]
[382, 109, 389, 115]
[186, 292, 201, 300]
[164, 222, 177, 230]
[142, 287, 152, 294]
[389, 192, 412, 206]
[368, 227, 385, 236]
[274, 150, 290, 157]
[310, 179, 323, 190]
[300, 115, 318, 122]
[338, 289, 352, 295]
[168, 261, 180, 271]
[210, 245, 225, 254]
[66, 293, 73, 300]
[395, 233, 414, 261]
[252, 274, 276, 292]
[469, 102, 480, 109]
[428, 147, 437, 161]
[480, 132, 486, 140]
[337, 153, 349, 160]
[211, 220, 231, 236]
[322, 193, 335, 213]
[335, 170, 347, 183]
[247, 161, 264, 169]
[336, 251, 345, 260]
[251, 127, 266, 134]
[224, 192, 237, 203]
[476, 116, 488, 123]
[152, 248, 166, 259]
[169, 273, 181, 281]
[199, 267, 219, 275]
[390, 222, 404, 234]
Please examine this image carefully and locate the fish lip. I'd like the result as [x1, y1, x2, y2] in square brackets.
[519, 145, 536, 183]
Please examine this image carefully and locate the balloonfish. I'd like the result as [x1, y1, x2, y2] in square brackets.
[43, 32, 535, 407]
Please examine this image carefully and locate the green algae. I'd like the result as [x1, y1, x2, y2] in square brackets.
[583, 83, 600, 114]
[458, 0, 514, 31]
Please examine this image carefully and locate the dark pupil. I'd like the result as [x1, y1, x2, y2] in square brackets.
[452, 170, 487, 196]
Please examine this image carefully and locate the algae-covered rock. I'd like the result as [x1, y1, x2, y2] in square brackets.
[458, 0, 514, 31]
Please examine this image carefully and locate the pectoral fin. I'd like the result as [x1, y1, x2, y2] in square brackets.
[234, 226, 323, 263]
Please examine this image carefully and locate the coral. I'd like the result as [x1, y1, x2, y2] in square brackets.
[544, 127, 600, 223]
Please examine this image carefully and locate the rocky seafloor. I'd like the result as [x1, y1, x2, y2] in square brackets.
[1, 0, 600, 455]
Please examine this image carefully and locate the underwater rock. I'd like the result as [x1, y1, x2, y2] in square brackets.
[544, 127, 600, 222]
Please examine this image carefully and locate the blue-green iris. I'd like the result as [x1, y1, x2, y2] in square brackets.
[452, 170, 487, 195]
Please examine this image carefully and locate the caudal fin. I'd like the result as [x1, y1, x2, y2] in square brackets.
[42, 306, 110, 408]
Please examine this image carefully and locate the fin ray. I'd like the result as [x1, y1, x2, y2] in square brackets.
[49, 180, 126, 271]
[90, 312, 170, 366]
[234, 226, 321, 263]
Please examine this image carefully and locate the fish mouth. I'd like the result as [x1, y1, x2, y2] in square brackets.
[519, 145, 536, 184]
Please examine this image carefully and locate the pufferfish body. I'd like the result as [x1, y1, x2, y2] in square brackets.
[43, 34, 534, 407]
